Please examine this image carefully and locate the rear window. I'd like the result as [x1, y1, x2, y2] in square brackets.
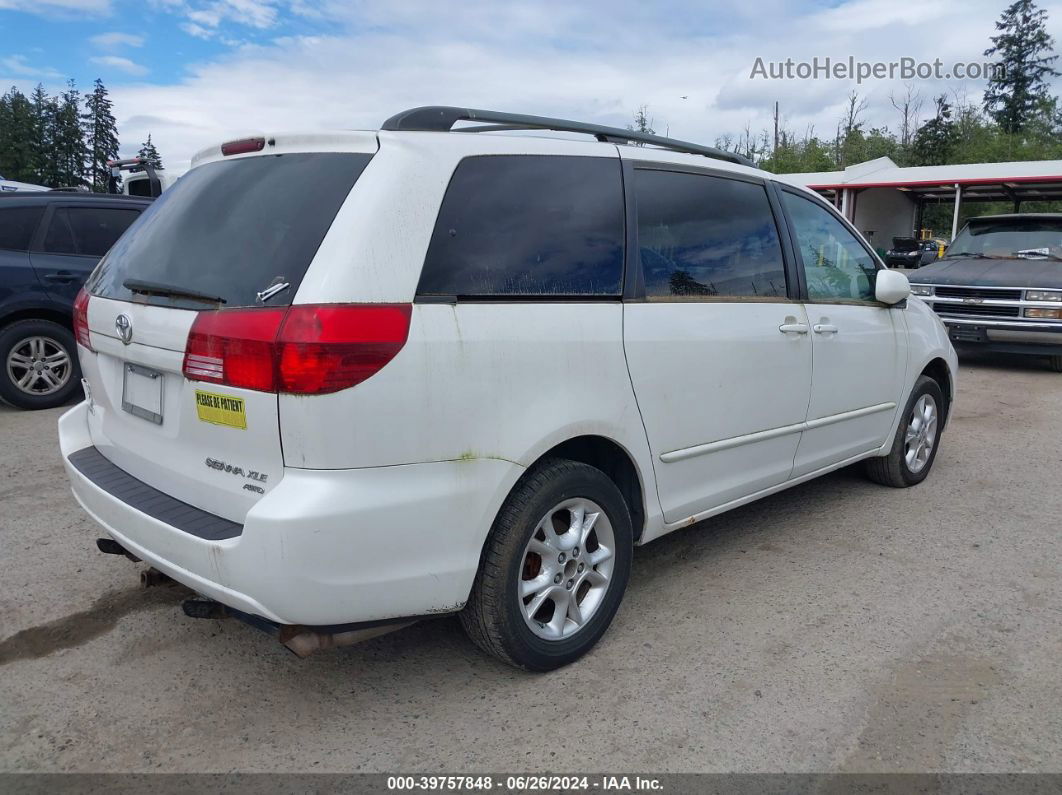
[0, 205, 44, 251]
[417, 155, 624, 297]
[88, 152, 372, 308]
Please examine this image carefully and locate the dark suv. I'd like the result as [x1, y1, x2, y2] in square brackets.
[0, 192, 150, 409]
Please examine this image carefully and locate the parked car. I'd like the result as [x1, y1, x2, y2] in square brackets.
[908, 214, 1062, 372]
[884, 236, 946, 268]
[59, 107, 957, 670]
[0, 192, 151, 409]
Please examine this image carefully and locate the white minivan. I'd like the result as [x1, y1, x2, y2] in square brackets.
[60, 107, 957, 670]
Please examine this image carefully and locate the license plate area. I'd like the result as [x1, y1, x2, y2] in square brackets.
[947, 324, 988, 343]
[122, 363, 164, 424]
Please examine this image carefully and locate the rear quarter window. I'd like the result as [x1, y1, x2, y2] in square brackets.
[417, 155, 625, 297]
[0, 205, 44, 251]
[88, 152, 373, 308]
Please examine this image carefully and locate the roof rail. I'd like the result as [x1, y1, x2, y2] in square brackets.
[381, 106, 755, 168]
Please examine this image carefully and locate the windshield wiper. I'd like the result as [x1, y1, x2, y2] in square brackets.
[123, 278, 227, 304]
[943, 251, 989, 259]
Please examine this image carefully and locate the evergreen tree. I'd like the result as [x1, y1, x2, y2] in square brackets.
[0, 87, 37, 183]
[983, 0, 1060, 133]
[83, 78, 120, 192]
[29, 84, 55, 186]
[53, 80, 87, 188]
[137, 133, 163, 170]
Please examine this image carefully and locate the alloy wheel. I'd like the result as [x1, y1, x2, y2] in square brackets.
[518, 498, 615, 640]
[904, 393, 938, 474]
[5, 336, 72, 396]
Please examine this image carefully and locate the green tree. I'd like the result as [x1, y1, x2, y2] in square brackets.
[53, 80, 87, 188]
[911, 95, 958, 166]
[627, 105, 656, 145]
[983, 0, 1060, 133]
[29, 83, 56, 186]
[83, 78, 120, 192]
[0, 86, 37, 183]
[137, 133, 163, 169]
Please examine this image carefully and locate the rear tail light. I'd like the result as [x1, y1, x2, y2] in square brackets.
[73, 288, 93, 351]
[182, 304, 412, 395]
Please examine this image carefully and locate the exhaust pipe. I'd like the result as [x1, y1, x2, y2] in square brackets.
[277, 622, 414, 658]
[181, 599, 417, 656]
[140, 567, 177, 588]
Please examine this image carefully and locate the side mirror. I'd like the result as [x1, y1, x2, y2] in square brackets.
[876, 268, 911, 305]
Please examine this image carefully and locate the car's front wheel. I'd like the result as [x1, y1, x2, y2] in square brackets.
[460, 458, 633, 671]
[865, 374, 945, 487]
[0, 319, 81, 410]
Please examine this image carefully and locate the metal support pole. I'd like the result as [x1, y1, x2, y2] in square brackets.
[841, 188, 850, 219]
[950, 184, 962, 241]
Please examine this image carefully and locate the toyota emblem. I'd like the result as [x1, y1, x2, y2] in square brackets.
[115, 313, 133, 345]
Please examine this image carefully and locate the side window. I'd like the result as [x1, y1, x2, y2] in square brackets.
[418, 156, 624, 297]
[634, 170, 787, 299]
[782, 191, 878, 302]
[0, 206, 44, 251]
[59, 207, 141, 257]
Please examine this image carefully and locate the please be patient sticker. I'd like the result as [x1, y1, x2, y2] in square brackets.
[195, 390, 247, 429]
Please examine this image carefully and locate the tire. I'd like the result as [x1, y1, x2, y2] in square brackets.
[865, 374, 945, 488]
[0, 319, 82, 410]
[460, 458, 633, 671]
[1049, 355, 1062, 373]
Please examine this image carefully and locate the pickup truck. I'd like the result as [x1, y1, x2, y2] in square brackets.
[907, 214, 1062, 372]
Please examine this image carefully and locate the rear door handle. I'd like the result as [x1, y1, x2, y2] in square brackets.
[813, 324, 838, 334]
[43, 272, 78, 283]
[778, 323, 809, 334]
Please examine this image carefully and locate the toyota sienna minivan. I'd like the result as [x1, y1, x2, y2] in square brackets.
[59, 107, 957, 670]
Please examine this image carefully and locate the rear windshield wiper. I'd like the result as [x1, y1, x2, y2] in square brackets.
[123, 278, 227, 304]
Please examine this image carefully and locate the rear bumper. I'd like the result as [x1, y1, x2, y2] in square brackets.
[938, 316, 1062, 357]
[59, 401, 521, 626]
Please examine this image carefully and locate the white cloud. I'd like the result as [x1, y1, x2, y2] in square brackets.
[180, 22, 216, 39]
[172, 0, 278, 32]
[107, 0, 1062, 173]
[0, 54, 62, 79]
[0, 0, 110, 14]
[90, 55, 149, 76]
[90, 32, 146, 49]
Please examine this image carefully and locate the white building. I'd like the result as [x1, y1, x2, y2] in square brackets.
[782, 157, 1062, 246]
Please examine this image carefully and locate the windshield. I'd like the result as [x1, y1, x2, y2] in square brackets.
[947, 218, 1062, 260]
[88, 152, 373, 308]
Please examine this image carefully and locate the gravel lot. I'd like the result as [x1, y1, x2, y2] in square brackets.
[1, 351, 1060, 773]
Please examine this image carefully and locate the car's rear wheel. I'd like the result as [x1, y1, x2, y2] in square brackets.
[460, 458, 633, 671]
[865, 375, 945, 488]
[0, 319, 81, 410]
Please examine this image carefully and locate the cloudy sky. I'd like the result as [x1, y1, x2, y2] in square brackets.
[1, 0, 1060, 173]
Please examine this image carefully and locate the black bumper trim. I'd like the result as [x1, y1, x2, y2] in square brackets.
[68, 447, 243, 541]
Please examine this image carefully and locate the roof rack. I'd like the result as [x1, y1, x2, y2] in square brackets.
[381, 106, 755, 168]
